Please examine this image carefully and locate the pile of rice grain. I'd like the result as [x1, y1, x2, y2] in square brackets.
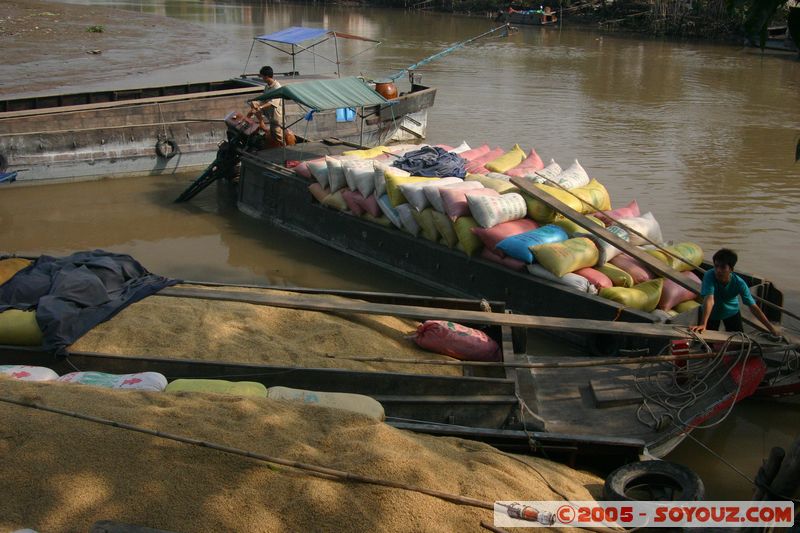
[0, 378, 601, 532]
[72, 285, 462, 375]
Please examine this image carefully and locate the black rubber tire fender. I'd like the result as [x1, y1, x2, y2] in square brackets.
[603, 460, 705, 501]
[155, 139, 179, 159]
[0, 153, 7, 172]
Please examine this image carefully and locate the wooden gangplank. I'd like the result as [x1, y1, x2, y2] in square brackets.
[158, 285, 751, 344]
[509, 177, 701, 295]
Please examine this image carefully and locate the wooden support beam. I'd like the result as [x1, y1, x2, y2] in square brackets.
[158, 286, 749, 343]
[509, 177, 700, 294]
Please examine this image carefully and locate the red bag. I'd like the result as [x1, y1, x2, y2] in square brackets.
[413, 320, 501, 361]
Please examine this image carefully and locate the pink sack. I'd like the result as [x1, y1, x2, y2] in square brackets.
[658, 271, 701, 310]
[574, 267, 613, 290]
[610, 254, 654, 284]
[296, 157, 324, 180]
[505, 149, 545, 177]
[459, 144, 491, 162]
[413, 320, 501, 361]
[441, 187, 499, 221]
[341, 190, 365, 215]
[355, 194, 381, 217]
[593, 200, 640, 226]
[480, 247, 526, 271]
[466, 148, 505, 173]
[471, 219, 539, 255]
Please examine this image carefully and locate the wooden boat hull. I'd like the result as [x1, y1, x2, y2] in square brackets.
[0, 79, 435, 183]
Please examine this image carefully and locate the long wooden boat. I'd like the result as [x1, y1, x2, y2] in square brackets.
[0, 280, 772, 467]
[0, 75, 435, 184]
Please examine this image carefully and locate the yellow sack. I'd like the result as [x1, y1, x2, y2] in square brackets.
[0, 258, 31, 286]
[411, 208, 440, 242]
[465, 173, 520, 194]
[431, 211, 458, 248]
[321, 190, 348, 212]
[647, 242, 703, 272]
[572, 178, 612, 213]
[0, 310, 43, 346]
[361, 213, 393, 227]
[385, 174, 436, 207]
[599, 278, 664, 312]
[596, 263, 634, 288]
[531, 237, 600, 277]
[453, 216, 483, 256]
[523, 184, 584, 223]
[485, 144, 526, 173]
[165, 378, 268, 398]
[674, 299, 701, 314]
[342, 145, 390, 159]
[553, 214, 605, 236]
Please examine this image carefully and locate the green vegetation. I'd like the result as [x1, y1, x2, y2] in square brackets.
[86, 25, 104, 33]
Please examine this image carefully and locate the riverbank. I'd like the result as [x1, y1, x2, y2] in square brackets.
[0, 0, 221, 97]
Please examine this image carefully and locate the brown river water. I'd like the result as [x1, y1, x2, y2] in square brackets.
[2, 0, 800, 500]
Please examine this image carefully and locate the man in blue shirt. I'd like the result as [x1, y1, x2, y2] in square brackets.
[691, 248, 778, 335]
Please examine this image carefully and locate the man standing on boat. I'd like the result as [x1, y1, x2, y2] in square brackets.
[691, 248, 778, 336]
[249, 65, 288, 145]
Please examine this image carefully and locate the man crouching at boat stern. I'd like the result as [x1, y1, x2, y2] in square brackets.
[248, 65, 290, 146]
[690, 248, 778, 336]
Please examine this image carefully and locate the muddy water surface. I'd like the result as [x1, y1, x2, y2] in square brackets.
[2, 0, 799, 499]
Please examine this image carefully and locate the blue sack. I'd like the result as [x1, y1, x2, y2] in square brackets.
[496, 224, 568, 263]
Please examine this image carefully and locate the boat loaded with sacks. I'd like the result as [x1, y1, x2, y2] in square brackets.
[0, 26, 436, 183]
[0, 251, 788, 463]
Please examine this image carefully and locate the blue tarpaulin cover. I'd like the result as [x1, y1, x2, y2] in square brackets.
[256, 27, 329, 45]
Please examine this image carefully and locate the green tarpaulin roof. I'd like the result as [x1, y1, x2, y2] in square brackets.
[254, 77, 388, 111]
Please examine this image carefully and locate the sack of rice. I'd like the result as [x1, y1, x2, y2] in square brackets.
[425, 180, 482, 213]
[385, 174, 436, 207]
[322, 190, 348, 212]
[453, 216, 483, 256]
[553, 214, 605, 236]
[674, 299, 701, 314]
[58, 371, 168, 392]
[531, 237, 600, 277]
[432, 211, 458, 248]
[340, 190, 365, 216]
[574, 267, 613, 290]
[616, 212, 663, 246]
[646, 242, 703, 272]
[400, 177, 462, 211]
[342, 145, 390, 158]
[465, 173, 520, 194]
[528, 159, 562, 183]
[308, 158, 330, 188]
[526, 263, 597, 293]
[267, 386, 385, 421]
[343, 159, 376, 193]
[467, 192, 528, 229]
[495, 224, 568, 263]
[413, 320, 501, 361]
[575, 224, 630, 265]
[658, 271, 702, 310]
[470, 218, 540, 255]
[165, 378, 268, 398]
[377, 194, 403, 229]
[466, 148, 505, 173]
[596, 263, 635, 288]
[293, 160, 313, 180]
[485, 144, 526, 173]
[480, 247, 526, 271]
[326, 155, 358, 192]
[572, 178, 611, 213]
[411, 208, 441, 242]
[449, 141, 471, 154]
[551, 159, 590, 189]
[458, 143, 491, 161]
[0, 365, 59, 382]
[505, 149, 545, 177]
[362, 213, 393, 227]
[373, 162, 409, 197]
[599, 278, 664, 312]
[610, 254, 654, 284]
[522, 183, 584, 223]
[395, 204, 421, 237]
[355, 194, 381, 217]
[442, 187, 498, 221]
[593, 199, 640, 226]
[0, 309, 43, 346]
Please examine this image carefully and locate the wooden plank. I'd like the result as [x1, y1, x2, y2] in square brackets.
[0, 86, 263, 119]
[509, 177, 701, 294]
[589, 379, 643, 408]
[157, 286, 746, 343]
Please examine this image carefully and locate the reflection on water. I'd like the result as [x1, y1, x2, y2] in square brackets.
[6, 0, 800, 498]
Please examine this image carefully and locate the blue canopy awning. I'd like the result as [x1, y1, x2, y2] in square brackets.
[256, 27, 329, 45]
